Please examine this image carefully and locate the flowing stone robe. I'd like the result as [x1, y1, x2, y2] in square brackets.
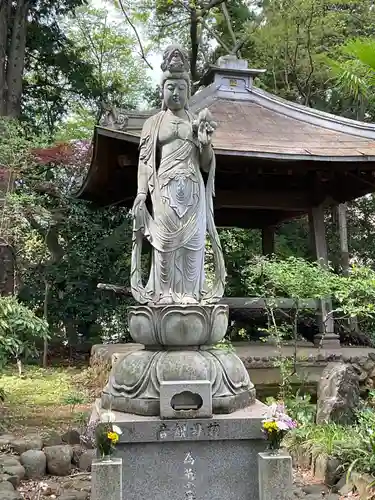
[131, 110, 226, 304]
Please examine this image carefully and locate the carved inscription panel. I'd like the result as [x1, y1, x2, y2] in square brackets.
[157, 421, 221, 441]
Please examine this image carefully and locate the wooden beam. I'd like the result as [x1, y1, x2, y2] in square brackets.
[215, 208, 304, 229]
[309, 205, 328, 264]
[337, 203, 349, 274]
[220, 297, 318, 310]
[215, 189, 309, 211]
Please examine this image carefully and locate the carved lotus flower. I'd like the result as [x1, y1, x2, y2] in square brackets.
[128, 304, 228, 347]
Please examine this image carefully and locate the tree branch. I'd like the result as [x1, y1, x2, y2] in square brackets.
[303, 4, 315, 106]
[190, 7, 199, 82]
[0, 0, 8, 115]
[200, 18, 232, 54]
[117, 0, 153, 70]
[230, 37, 246, 56]
[156, 16, 190, 30]
[221, 2, 239, 55]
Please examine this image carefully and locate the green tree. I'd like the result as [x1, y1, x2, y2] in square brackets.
[57, 5, 150, 137]
[326, 38, 375, 121]
[0, 0, 90, 119]
[244, 0, 375, 114]
[0, 118, 134, 352]
[115, 0, 250, 86]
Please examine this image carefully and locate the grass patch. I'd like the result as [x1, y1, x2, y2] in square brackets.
[1, 366, 82, 406]
[0, 364, 92, 434]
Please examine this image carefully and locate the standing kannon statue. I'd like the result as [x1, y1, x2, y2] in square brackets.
[131, 45, 226, 305]
[101, 45, 254, 416]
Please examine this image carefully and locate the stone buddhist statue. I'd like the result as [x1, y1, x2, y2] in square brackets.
[131, 45, 225, 306]
[101, 45, 254, 417]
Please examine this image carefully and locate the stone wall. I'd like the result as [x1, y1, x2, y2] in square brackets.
[90, 342, 375, 398]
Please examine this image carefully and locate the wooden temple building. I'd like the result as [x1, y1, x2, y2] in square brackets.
[77, 55, 375, 349]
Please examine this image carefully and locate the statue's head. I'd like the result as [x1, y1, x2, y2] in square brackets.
[160, 45, 190, 111]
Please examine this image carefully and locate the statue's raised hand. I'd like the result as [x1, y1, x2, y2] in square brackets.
[132, 193, 146, 218]
[195, 109, 217, 147]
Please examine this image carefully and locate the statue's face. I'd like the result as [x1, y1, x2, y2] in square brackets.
[164, 78, 188, 110]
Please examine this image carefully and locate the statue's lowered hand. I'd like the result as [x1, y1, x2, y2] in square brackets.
[132, 193, 147, 217]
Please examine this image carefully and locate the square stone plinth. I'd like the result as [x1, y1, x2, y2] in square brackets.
[91, 457, 122, 500]
[93, 399, 268, 500]
[258, 451, 292, 500]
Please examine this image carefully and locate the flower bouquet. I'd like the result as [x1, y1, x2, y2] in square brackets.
[262, 402, 297, 452]
[95, 422, 122, 460]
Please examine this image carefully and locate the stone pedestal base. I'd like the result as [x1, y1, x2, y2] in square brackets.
[92, 399, 267, 500]
[102, 347, 255, 416]
[258, 451, 292, 500]
[101, 303, 256, 416]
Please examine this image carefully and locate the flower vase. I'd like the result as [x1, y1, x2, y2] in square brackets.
[266, 429, 285, 454]
[100, 454, 112, 462]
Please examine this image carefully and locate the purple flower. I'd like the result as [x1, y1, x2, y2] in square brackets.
[262, 402, 297, 432]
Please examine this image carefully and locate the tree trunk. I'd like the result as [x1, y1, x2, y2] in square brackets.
[0, 0, 9, 115]
[6, 0, 30, 118]
[43, 279, 50, 367]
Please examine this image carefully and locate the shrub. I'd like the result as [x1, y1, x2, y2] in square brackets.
[0, 296, 49, 367]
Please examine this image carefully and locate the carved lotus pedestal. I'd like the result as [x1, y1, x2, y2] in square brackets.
[101, 304, 255, 416]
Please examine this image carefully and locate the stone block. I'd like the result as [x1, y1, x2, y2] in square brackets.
[91, 457, 122, 500]
[160, 380, 212, 419]
[258, 451, 292, 500]
[313, 454, 327, 481]
[316, 363, 359, 425]
[325, 457, 342, 487]
[93, 399, 267, 500]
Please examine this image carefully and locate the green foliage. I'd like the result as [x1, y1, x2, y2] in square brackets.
[285, 392, 316, 426]
[267, 392, 316, 426]
[0, 296, 49, 363]
[0, 118, 47, 171]
[333, 412, 375, 476]
[0, 117, 134, 346]
[285, 405, 375, 477]
[335, 265, 375, 319]
[57, 5, 150, 135]
[73, 410, 90, 427]
[213, 338, 235, 352]
[237, 0, 375, 118]
[244, 256, 334, 300]
[218, 228, 261, 296]
[304, 423, 350, 458]
[325, 37, 375, 119]
[63, 391, 88, 413]
[13, 0, 97, 133]
[285, 421, 352, 465]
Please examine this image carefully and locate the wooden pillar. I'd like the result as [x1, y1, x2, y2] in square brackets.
[308, 205, 340, 348]
[262, 226, 275, 256]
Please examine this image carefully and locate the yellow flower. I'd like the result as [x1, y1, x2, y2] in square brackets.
[107, 431, 119, 444]
[262, 420, 279, 432]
